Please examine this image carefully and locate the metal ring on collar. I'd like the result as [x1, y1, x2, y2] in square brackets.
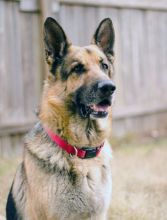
[70, 146, 78, 158]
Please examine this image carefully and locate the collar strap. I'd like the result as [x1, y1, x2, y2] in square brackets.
[45, 127, 104, 159]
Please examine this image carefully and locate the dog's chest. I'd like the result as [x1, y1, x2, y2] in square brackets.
[45, 161, 112, 219]
[25, 143, 112, 219]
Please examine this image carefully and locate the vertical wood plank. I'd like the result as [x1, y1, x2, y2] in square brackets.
[19, 12, 42, 119]
[1, 2, 24, 124]
[0, 1, 6, 124]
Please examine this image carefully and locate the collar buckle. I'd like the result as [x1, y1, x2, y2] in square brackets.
[82, 147, 100, 159]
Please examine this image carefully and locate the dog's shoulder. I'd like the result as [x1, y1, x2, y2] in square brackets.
[26, 121, 44, 140]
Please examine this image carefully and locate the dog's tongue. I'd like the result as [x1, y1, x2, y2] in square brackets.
[89, 104, 109, 112]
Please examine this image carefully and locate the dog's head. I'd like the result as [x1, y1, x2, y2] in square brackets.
[42, 17, 116, 121]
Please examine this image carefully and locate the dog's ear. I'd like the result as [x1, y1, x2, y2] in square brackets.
[92, 18, 115, 59]
[44, 17, 69, 73]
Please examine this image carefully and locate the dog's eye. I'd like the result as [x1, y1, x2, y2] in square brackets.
[73, 64, 85, 74]
[101, 63, 109, 71]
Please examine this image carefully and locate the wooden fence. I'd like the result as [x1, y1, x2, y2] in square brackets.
[0, 0, 44, 156]
[0, 0, 167, 156]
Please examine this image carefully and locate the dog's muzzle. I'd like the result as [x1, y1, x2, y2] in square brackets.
[75, 80, 116, 119]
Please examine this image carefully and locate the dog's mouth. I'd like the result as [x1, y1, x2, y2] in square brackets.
[79, 98, 112, 119]
[74, 80, 116, 119]
[89, 98, 111, 118]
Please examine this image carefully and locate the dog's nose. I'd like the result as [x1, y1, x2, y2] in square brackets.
[97, 80, 116, 95]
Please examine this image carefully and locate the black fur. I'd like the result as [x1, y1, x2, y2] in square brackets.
[6, 186, 19, 220]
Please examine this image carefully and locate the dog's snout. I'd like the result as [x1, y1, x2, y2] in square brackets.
[97, 80, 116, 95]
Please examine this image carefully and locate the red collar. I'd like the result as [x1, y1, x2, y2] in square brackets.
[45, 127, 104, 159]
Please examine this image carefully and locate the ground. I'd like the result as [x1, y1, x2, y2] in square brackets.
[109, 137, 167, 220]
[0, 138, 167, 220]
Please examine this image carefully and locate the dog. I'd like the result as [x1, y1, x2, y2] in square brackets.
[6, 17, 116, 220]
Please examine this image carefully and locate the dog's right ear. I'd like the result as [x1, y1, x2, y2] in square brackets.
[92, 18, 115, 61]
[44, 17, 69, 73]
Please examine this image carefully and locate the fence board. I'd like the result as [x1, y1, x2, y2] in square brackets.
[0, 134, 23, 157]
[20, 0, 39, 12]
[0, 121, 36, 136]
[60, 0, 167, 11]
[20, 13, 42, 118]
[5, 2, 24, 120]
[0, 1, 6, 124]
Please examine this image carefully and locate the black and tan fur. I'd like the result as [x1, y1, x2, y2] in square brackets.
[6, 17, 116, 220]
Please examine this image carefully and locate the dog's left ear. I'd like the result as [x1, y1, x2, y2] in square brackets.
[92, 18, 115, 59]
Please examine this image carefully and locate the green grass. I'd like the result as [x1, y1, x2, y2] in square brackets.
[0, 138, 167, 219]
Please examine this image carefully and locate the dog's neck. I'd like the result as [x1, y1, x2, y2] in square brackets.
[44, 126, 104, 159]
[39, 106, 112, 148]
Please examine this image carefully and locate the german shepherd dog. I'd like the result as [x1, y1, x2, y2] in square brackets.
[6, 17, 116, 220]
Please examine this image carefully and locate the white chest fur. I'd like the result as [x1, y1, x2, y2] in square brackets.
[48, 144, 112, 219]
